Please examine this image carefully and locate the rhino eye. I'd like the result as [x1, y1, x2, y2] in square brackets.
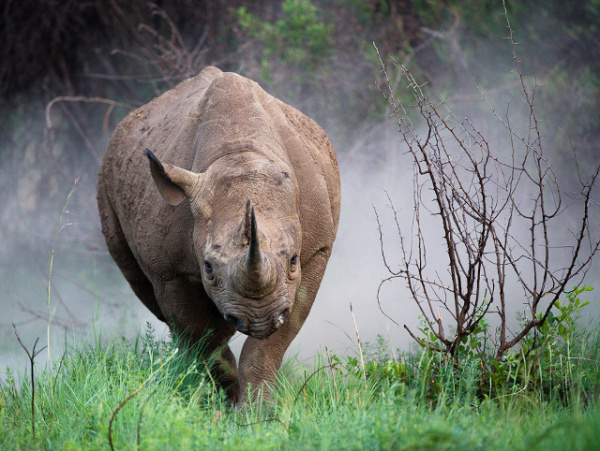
[204, 260, 214, 279]
[290, 254, 298, 266]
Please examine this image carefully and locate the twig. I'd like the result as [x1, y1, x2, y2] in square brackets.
[13, 324, 47, 440]
[292, 366, 328, 406]
[108, 384, 147, 451]
[234, 416, 288, 429]
[108, 349, 178, 450]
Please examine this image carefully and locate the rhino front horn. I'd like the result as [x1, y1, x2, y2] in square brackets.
[246, 204, 262, 275]
[233, 200, 277, 299]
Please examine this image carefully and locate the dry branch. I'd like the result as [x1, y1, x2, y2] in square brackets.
[45, 96, 134, 129]
[373, 4, 600, 364]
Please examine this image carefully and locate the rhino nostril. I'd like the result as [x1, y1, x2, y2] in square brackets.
[224, 313, 243, 330]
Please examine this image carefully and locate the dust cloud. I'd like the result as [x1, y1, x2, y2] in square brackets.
[0, 121, 412, 375]
[2, 65, 599, 378]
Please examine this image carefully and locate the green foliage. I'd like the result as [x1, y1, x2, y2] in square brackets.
[321, 284, 597, 411]
[538, 66, 600, 137]
[487, 286, 596, 399]
[2, 316, 600, 448]
[236, 0, 334, 83]
[414, 307, 493, 363]
[0, 326, 227, 449]
[409, 286, 598, 403]
[523, 286, 592, 353]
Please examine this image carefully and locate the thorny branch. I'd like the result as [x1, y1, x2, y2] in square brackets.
[373, 5, 600, 363]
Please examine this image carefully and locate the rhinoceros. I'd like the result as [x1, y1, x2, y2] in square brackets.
[97, 66, 340, 406]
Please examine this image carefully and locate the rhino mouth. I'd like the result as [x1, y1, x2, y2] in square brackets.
[223, 305, 290, 339]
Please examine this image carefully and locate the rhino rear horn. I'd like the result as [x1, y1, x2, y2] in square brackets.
[239, 197, 253, 244]
[145, 149, 202, 206]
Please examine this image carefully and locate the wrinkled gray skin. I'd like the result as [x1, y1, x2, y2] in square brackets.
[97, 67, 340, 406]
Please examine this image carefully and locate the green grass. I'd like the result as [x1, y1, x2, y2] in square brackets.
[2, 325, 600, 450]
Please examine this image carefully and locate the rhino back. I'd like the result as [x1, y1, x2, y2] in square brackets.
[99, 66, 340, 277]
[274, 99, 341, 252]
[190, 71, 341, 260]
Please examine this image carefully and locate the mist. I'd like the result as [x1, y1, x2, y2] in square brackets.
[3, 105, 597, 378]
[0, 120, 422, 373]
[2, 2, 600, 378]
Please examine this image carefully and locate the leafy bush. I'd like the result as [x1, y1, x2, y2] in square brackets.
[236, 0, 334, 84]
[403, 286, 598, 402]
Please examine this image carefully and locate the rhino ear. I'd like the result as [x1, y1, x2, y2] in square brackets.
[145, 149, 201, 206]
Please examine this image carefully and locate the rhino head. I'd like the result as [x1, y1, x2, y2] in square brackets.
[145, 149, 301, 340]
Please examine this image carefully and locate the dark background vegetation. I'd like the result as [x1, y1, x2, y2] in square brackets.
[1, 0, 599, 365]
[2, 0, 599, 243]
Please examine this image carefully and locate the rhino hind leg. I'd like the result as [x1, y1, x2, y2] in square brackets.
[115, 249, 166, 323]
[98, 189, 166, 322]
[236, 247, 332, 407]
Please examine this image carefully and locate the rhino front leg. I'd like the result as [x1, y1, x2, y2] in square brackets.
[236, 248, 331, 407]
[157, 280, 240, 402]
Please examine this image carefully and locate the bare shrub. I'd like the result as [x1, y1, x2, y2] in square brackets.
[374, 5, 600, 363]
[106, 1, 211, 92]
